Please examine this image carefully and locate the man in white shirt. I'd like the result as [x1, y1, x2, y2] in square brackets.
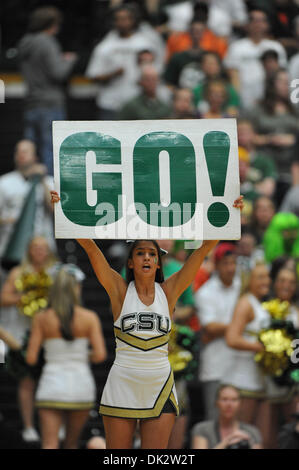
[225, 8, 287, 109]
[86, 5, 163, 119]
[0, 140, 55, 268]
[195, 243, 241, 420]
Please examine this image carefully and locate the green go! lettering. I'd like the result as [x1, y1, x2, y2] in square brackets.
[59, 132, 122, 226]
[203, 131, 230, 228]
[133, 132, 197, 227]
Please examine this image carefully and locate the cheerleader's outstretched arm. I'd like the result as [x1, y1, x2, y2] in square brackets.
[50, 191, 127, 319]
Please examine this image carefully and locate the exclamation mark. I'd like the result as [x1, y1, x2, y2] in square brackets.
[203, 131, 230, 227]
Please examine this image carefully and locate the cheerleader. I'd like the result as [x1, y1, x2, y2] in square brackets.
[0, 236, 57, 442]
[50, 190, 243, 449]
[26, 266, 107, 449]
[225, 263, 271, 447]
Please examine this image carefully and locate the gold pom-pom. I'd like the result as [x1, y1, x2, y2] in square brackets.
[255, 328, 294, 376]
[262, 299, 290, 320]
[15, 271, 53, 317]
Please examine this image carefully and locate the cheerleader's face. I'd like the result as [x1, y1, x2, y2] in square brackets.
[249, 265, 271, 299]
[128, 241, 160, 277]
[28, 237, 50, 266]
[274, 269, 297, 302]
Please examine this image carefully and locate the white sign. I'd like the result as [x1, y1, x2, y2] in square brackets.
[53, 119, 240, 240]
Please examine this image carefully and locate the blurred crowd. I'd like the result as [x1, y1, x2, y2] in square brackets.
[1, 0, 299, 450]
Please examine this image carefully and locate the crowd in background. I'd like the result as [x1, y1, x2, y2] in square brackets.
[1, 0, 299, 450]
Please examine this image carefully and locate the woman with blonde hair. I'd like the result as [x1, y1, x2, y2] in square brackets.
[26, 265, 107, 449]
[225, 262, 271, 447]
[0, 236, 57, 442]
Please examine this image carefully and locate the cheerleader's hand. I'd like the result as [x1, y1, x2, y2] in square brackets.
[254, 341, 265, 353]
[50, 190, 60, 204]
[233, 195, 244, 211]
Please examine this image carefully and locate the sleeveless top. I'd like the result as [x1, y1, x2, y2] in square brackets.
[42, 337, 90, 364]
[114, 281, 171, 369]
[221, 293, 270, 392]
[244, 293, 270, 341]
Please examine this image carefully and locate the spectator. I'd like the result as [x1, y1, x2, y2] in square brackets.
[224, 8, 287, 109]
[250, 196, 276, 246]
[225, 263, 272, 447]
[260, 49, 280, 82]
[136, 49, 172, 103]
[198, 79, 238, 118]
[237, 119, 278, 199]
[269, 256, 297, 286]
[86, 5, 161, 120]
[170, 88, 196, 119]
[163, 19, 205, 90]
[193, 51, 240, 117]
[18, 6, 77, 175]
[26, 266, 107, 449]
[249, 69, 299, 204]
[118, 64, 171, 120]
[195, 242, 241, 420]
[0, 236, 57, 443]
[0, 140, 55, 270]
[191, 384, 262, 449]
[137, 48, 161, 71]
[263, 212, 299, 264]
[236, 229, 264, 283]
[165, 15, 228, 64]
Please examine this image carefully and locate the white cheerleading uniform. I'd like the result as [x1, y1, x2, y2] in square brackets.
[35, 338, 96, 410]
[223, 294, 270, 398]
[99, 281, 179, 419]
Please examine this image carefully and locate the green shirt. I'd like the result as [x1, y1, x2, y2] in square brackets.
[193, 81, 240, 109]
[118, 94, 171, 120]
[164, 50, 204, 89]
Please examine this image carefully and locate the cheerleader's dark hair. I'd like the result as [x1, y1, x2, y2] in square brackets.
[125, 240, 165, 284]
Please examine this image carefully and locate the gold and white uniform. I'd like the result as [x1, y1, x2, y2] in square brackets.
[35, 338, 96, 410]
[99, 281, 179, 419]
